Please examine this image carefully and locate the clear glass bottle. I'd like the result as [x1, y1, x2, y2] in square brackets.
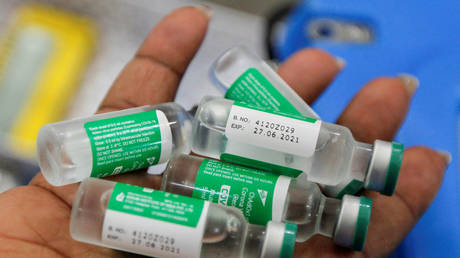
[37, 103, 192, 186]
[211, 47, 386, 198]
[161, 155, 372, 250]
[70, 178, 297, 258]
[211, 46, 320, 119]
[192, 96, 403, 195]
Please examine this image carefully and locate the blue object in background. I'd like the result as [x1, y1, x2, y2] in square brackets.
[275, 1, 460, 257]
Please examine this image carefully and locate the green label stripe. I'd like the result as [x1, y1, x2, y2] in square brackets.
[108, 182, 204, 227]
[352, 196, 372, 251]
[84, 110, 162, 178]
[233, 101, 317, 124]
[336, 179, 364, 199]
[225, 68, 302, 115]
[382, 142, 404, 196]
[192, 159, 280, 225]
[220, 153, 303, 178]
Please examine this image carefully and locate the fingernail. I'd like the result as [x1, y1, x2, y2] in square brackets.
[397, 73, 419, 97]
[335, 57, 346, 70]
[437, 150, 452, 165]
[194, 4, 213, 18]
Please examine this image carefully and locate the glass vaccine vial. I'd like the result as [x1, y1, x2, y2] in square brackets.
[192, 96, 403, 195]
[161, 155, 372, 250]
[211, 46, 319, 119]
[37, 103, 192, 186]
[70, 178, 297, 258]
[211, 47, 384, 198]
[211, 47, 401, 198]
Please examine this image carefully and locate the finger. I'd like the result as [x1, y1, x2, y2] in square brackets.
[362, 147, 449, 257]
[336, 75, 418, 142]
[277, 48, 344, 104]
[98, 6, 211, 113]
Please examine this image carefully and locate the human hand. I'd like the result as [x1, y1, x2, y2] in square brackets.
[0, 6, 449, 258]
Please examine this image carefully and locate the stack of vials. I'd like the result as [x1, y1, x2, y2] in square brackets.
[37, 46, 403, 258]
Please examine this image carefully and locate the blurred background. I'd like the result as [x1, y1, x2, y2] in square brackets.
[0, 0, 458, 257]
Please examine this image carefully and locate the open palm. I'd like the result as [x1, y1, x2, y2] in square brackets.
[0, 6, 448, 258]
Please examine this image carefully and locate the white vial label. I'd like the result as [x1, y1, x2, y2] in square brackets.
[225, 102, 321, 157]
[102, 183, 208, 257]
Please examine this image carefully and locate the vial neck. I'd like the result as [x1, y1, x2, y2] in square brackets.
[242, 224, 268, 258]
[350, 142, 373, 181]
[317, 197, 342, 238]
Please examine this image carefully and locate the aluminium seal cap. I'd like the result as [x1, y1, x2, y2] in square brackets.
[333, 195, 372, 251]
[365, 140, 404, 196]
[261, 221, 297, 258]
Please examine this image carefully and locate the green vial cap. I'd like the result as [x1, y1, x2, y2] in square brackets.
[365, 140, 404, 196]
[280, 222, 297, 258]
[382, 142, 404, 196]
[352, 196, 372, 251]
[262, 221, 297, 258]
[334, 195, 372, 251]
